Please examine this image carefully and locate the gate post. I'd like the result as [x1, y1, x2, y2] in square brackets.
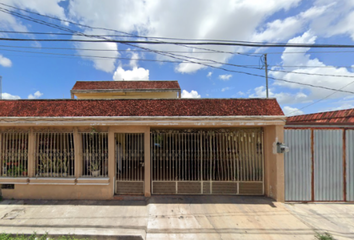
[28, 128, 35, 177]
[73, 128, 82, 178]
[144, 128, 151, 197]
[108, 128, 115, 197]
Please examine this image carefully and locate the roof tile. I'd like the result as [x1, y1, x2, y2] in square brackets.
[0, 99, 283, 117]
[287, 108, 354, 124]
[72, 81, 181, 90]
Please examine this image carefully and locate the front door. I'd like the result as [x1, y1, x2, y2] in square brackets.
[115, 133, 144, 195]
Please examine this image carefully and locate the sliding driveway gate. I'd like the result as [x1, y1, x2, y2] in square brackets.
[151, 129, 264, 195]
[285, 129, 354, 202]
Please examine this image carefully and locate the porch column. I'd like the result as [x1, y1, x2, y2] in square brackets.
[108, 128, 115, 197]
[28, 128, 35, 177]
[144, 128, 151, 197]
[264, 125, 285, 202]
[73, 128, 82, 178]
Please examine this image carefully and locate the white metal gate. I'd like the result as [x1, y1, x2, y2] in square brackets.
[115, 133, 144, 195]
[151, 129, 264, 195]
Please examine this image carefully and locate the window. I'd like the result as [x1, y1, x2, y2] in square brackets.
[82, 132, 108, 177]
[35, 133, 75, 177]
[0, 132, 28, 177]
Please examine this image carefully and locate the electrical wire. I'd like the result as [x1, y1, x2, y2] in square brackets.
[286, 80, 354, 116]
[2, 3, 354, 94]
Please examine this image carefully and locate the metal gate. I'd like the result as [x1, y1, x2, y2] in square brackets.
[115, 133, 144, 195]
[151, 129, 264, 195]
[284, 129, 312, 201]
[346, 130, 354, 201]
[285, 129, 352, 202]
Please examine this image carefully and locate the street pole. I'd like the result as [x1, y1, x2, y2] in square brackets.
[264, 54, 269, 98]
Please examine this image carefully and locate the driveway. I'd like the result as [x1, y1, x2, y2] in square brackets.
[0, 196, 326, 239]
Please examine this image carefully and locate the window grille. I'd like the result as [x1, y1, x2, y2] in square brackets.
[0, 132, 28, 177]
[35, 133, 75, 177]
[82, 132, 108, 177]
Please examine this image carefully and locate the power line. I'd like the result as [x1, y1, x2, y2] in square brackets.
[0, 7, 353, 48]
[1, 36, 354, 48]
[2, 46, 354, 79]
[269, 65, 354, 68]
[0, 43, 256, 55]
[3, 3, 354, 94]
[0, 5, 259, 57]
[4, 32, 354, 55]
[287, 80, 354, 116]
[269, 69, 354, 78]
[2, 46, 354, 94]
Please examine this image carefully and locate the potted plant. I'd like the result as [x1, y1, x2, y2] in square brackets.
[62, 156, 68, 177]
[7, 165, 25, 177]
[90, 161, 101, 177]
[37, 154, 53, 177]
[6, 160, 19, 166]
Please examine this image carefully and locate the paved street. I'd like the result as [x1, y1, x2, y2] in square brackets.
[0, 196, 348, 240]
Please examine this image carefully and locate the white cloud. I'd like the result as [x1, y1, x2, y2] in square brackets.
[0, 54, 12, 67]
[249, 86, 308, 105]
[28, 91, 43, 99]
[181, 90, 201, 98]
[113, 66, 149, 81]
[283, 106, 304, 116]
[207, 72, 213, 77]
[237, 91, 245, 96]
[219, 74, 232, 81]
[113, 52, 149, 81]
[0, 0, 66, 34]
[1, 92, 20, 99]
[73, 29, 119, 73]
[67, 0, 301, 74]
[221, 87, 230, 92]
[270, 31, 354, 103]
[252, 4, 329, 43]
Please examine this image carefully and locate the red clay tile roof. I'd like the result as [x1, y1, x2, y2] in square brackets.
[0, 99, 283, 117]
[287, 108, 354, 124]
[72, 81, 180, 91]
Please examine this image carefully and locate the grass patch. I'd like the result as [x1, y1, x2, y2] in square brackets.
[315, 232, 335, 240]
[0, 233, 93, 240]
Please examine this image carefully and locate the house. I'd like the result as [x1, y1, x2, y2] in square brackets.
[285, 109, 354, 202]
[0, 80, 286, 201]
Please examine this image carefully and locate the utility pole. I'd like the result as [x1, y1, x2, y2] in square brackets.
[264, 54, 269, 98]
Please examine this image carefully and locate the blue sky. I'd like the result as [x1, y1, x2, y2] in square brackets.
[1, 0, 354, 116]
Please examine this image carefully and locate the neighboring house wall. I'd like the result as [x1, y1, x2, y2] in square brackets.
[73, 91, 178, 99]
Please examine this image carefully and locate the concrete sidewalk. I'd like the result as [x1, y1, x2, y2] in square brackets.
[285, 203, 354, 240]
[0, 196, 315, 239]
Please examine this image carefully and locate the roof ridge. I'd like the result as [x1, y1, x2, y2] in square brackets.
[0, 98, 278, 101]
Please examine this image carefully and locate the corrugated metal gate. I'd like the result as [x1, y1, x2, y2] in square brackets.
[151, 129, 264, 195]
[284, 129, 311, 201]
[285, 129, 353, 202]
